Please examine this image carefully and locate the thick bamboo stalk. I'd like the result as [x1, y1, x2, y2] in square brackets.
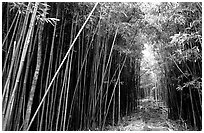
[23, 20, 44, 130]
[37, 33, 49, 130]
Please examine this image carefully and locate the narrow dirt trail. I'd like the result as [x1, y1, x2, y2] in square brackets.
[105, 98, 185, 131]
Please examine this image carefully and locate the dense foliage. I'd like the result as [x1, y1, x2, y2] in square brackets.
[2, 2, 202, 131]
[141, 2, 202, 130]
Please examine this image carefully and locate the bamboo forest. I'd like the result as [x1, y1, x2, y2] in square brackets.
[1, 2, 202, 131]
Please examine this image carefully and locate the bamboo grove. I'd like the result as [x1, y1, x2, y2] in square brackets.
[2, 2, 202, 131]
[164, 3, 202, 130]
[2, 2, 143, 130]
[140, 2, 202, 130]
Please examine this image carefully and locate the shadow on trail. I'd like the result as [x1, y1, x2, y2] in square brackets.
[105, 98, 186, 131]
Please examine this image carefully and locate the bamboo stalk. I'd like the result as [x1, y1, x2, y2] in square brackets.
[2, 5, 18, 48]
[118, 53, 121, 124]
[62, 49, 74, 130]
[56, 13, 67, 131]
[189, 86, 196, 129]
[37, 33, 49, 130]
[49, 28, 61, 130]
[5, 2, 10, 50]
[112, 90, 115, 126]
[23, 19, 44, 130]
[79, 25, 86, 131]
[99, 37, 106, 128]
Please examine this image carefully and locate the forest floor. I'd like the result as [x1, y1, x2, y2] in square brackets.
[105, 98, 187, 131]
